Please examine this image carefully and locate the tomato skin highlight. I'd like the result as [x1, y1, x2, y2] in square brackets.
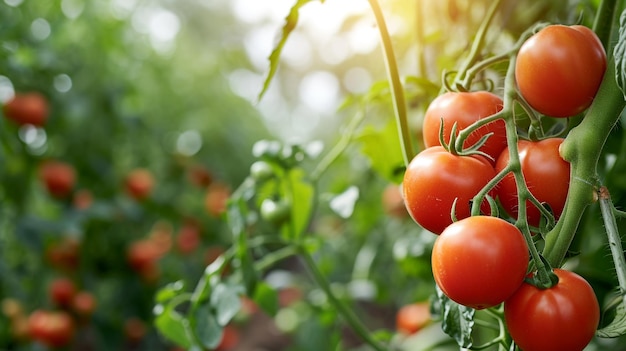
[495, 138, 570, 227]
[504, 269, 600, 351]
[431, 216, 529, 310]
[422, 91, 506, 163]
[402, 146, 496, 234]
[515, 24, 606, 117]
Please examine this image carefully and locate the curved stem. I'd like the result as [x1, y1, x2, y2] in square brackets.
[593, 0, 619, 50]
[454, 0, 503, 90]
[297, 244, 387, 351]
[368, 0, 414, 166]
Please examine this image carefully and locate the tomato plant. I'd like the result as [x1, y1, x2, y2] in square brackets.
[495, 138, 570, 227]
[515, 24, 606, 117]
[505, 269, 600, 351]
[422, 91, 506, 162]
[402, 146, 496, 234]
[431, 216, 529, 309]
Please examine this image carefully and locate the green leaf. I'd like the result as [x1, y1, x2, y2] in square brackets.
[154, 303, 193, 348]
[356, 119, 405, 183]
[155, 281, 186, 304]
[435, 285, 474, 348]
[615, 9, 626, 98]
[211, 283, 243, 326]
[258, 0, 316, 100]
[597, 301, 626, 337]
[282, 168, 315, 239]
[253, 282, 280, 316]
[193, 303, 223, 349]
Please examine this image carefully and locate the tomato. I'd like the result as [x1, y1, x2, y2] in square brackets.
[515, 25, 606, 117]
[49, 277, 77, 308]
[46, 237, 80, 271]
[505, 269, 600, 351]
[2, 92, 49, 127]
[403, 146, 496, 234]
[396, 302, 431, 334]
[28, 310, 75, 347]
[216, 325, 239, 351]
[205, 182, 230, 217]
[125, 168, 155, 200]
[422, 91, 506, 163]
[72, 291, 97, 317]
[382, 183, 408, 219]
[39, 160, 76, 198]
[187, 164, 213, 188]
[431, 216, 529, 309]
[176, 222, 202, 254]
[495, 138, 569, 227]
[124, 317, 147, 342]
[127, 239, 162, 274]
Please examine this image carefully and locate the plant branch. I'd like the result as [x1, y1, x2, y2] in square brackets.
[598, 186, 626, 306]
[297, 244, 387, 351]
[368, 0, 414, 166]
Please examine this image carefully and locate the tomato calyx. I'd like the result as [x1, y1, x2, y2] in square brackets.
[524, 255, 560, 289]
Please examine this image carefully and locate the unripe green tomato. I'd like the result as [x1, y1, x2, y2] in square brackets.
[260, 199, 290, 225]
[250, 161, 274, 182]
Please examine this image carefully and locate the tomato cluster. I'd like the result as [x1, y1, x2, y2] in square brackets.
[400, 23, 606, 349]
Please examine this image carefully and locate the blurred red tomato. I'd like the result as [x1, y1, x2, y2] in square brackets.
[3, 92, 49, 126]
[39, 160, 76, 198]
[125, 168, 155, 200]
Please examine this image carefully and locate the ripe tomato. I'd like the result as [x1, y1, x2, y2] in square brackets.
[176, 222, 202, 254]
[422, 91, 506, 163]
[495, 138, 569, 227]
[431, 216, 529, 309]
[216, 325, 239, 351]
[46, 237, 80, 271]
[127, 239, 162, 273]
[2, 92, 49, 127]
[49, 277, 77, 308]
[403, 146, 496, 234]
[515, 25, 606, 117]
[72, 291, 97, 317]
[125, 168, 155, 200]
[28, 310, 75, 347]
[505, 269, 600, 351]
[124, 317, 147, 342]
[382, 183, 408, 219]
[396, 302, 431, 334]
[205, 182, 230, 217]
[39, 160, 76, 198]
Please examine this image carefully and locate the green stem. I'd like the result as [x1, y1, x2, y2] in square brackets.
[598, 186, 626, 306]
[310, 110, 365, 182]
[543, 59, 626, 267]
[593, 0, 619, 50]
[368, 0, 414, 166]
[297, 245, 387, 351]
[454, 0, 503, 90]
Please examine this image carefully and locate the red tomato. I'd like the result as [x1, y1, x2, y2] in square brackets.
[505, 269, 600, 351]
[403, 146, 496, 234]
[422, 91, 506, 163]
[2, 92, 49, 126]
[432, 216, 529, 309]
[49, 277, 77, 308]
[176, 222, 202, 254]
[396, 302, 431, 334]
[216, 325, 239, 351]
[72, 291, 97, 317]
[127, 239, 162, 273]
[124, 317, 147, 342]
[28, 310, 75, 347]
[39, 160, 76, 198]
[205, 182, 230, 217]
[515, 25, 606, 117]
[495, 138, 570, 227]
[46, 237, 81, 271]
[125, 168, 155, 200]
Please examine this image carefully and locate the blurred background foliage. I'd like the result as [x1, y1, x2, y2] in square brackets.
[0, 0, 616, 350]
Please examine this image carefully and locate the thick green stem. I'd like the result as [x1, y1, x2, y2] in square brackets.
[543, 60, 626, 266]
[593, 0, 619, 50]
[298, 245, 387, 351]
[368, 0, 414, 166]
[598, 186, 626, 306]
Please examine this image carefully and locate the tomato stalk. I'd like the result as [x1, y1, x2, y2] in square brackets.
[598, 186, 626, 306]
[543, 58, 626, 267]
[297, 244, 388, 351]
[368, 0, 414, 166]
